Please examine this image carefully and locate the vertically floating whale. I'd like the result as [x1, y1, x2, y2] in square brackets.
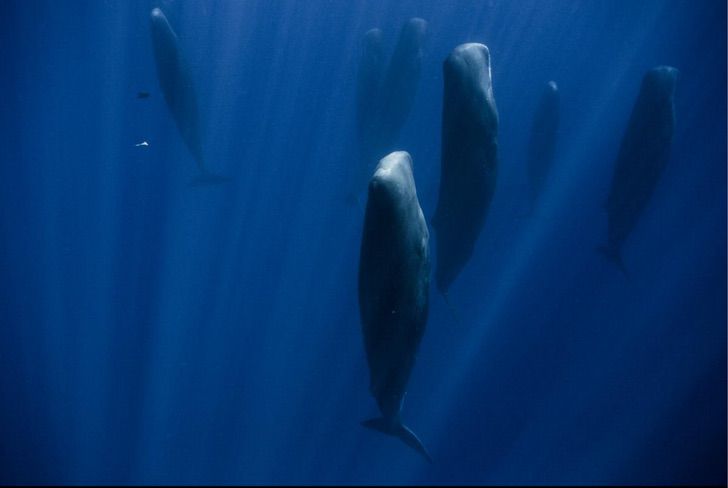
[358, 151, 432, 463]
[149, 8, 226, 183]
[600, 66, 678, 272]
[353, 28, 386, 198]
[432, 43, 499, 295]
[351, 19, 428, 203]
[377, 18, 428, 152]
[527, 81, 560, 212]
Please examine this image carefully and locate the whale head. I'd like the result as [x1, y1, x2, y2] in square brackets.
[395, 17, 428, 55]
[150, 7, 178, 42]
[363, 27, 383, 48]
[150, 7, 167, 27]
[368, 151, 416, 209]
[445, 43, 492, 97]
[444, 43, 497, 131]
[644, 65, 679, 100]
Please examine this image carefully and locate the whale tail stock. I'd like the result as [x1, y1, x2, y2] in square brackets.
[597, 244, 629, 278]
[361, 417, 432, 463]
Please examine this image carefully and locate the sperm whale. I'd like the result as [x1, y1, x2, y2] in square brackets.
[358, 151, 432, 463]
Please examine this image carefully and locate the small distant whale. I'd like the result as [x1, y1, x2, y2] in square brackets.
[149, 8, 228, 183]
[352, 28, 386, 204]
[432, 43, 499, 295]
[358, 151, 432, 463]
[137, 91, 150, 99]
[599, 66, 678, 273]
[350, 19, 428, 204]
[527, 81, 560, 212]
[377, 18, 428, 152]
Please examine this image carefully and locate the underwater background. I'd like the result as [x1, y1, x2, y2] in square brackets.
[0, 0, 725, 484]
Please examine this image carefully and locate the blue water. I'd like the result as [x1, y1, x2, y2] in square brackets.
[1, 0, 725, 484]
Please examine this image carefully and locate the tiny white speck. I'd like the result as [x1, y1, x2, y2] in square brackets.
[135, 141, 149, 147]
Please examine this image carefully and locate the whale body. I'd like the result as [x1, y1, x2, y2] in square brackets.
[527, 81, 560, 212]
[600, 66, 678, 272]
[150, 8, 226, 183]
[351, 19, 428, 203]
[432, 43, 499, 295]
[377, 18, 428, 153]
[358, 151, 431, 463]
[353, 28, 386, 201]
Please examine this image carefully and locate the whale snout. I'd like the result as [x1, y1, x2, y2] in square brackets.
[643, 65, 679, 98]
[150, 7, 169, 27]
[665, 66, 679, 77]
[668, 67, 680, 84]
[651, 65, 680, 83]
[402, 17, 429, 47]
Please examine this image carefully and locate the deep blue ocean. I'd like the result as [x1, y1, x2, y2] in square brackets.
[0, 0, 725, 485]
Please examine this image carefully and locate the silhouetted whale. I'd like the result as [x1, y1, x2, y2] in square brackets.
[352, 28, 386, 204]
[377, 18, 428, 152]
[350, 19, 428, 204]
[599, 66, 678, 273]
[149, 8, 227, 183]
[527, 81, 560, 212]
[358, 151, 432, 463]
[432, 43, 499, 295]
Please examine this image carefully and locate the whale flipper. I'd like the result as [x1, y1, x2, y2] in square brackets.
[361, 417, 432, 463]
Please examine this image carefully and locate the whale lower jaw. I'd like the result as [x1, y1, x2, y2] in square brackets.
[361, 417, 432, 463]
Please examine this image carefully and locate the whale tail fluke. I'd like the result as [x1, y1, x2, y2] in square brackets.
[190, 171, 232, 187]
[597, 244, 629, 278]
[361, 417, 432, 463]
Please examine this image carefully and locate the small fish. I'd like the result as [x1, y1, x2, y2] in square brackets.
[137, 91, 150, 99]
[135, 141, 149, 147]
